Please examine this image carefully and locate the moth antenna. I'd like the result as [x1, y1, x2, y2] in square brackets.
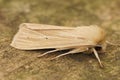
[37, 49, 60, 58]
[92, 48, 104, 68]
[106, 41, 120, 46]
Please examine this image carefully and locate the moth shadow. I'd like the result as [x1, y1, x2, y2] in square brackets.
[68, 53, 95, 62]
[26, 49, 55, 54]
[27, 49, 70, 57]
[67, 52, 105, 63]
[28, 49, 104, 63]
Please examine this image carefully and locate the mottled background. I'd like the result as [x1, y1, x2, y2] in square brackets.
[0, 0, 120, 80]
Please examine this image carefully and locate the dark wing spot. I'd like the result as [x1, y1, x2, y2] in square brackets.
[45, 37, 48, 39]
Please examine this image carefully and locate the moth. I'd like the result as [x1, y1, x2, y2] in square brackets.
[11, 23, 106, 67]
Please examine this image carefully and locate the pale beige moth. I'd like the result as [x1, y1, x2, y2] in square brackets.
[11, 23, 107, 67]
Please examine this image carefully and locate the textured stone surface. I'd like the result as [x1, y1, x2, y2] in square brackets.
[0, 0, 120, 80]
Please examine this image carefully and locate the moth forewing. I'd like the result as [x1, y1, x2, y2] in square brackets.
[11, 23, 106, 67]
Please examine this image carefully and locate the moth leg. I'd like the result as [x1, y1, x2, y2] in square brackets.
[50, 48, 83, 60]
[92, 48, 104, 68]
[37, 48, 70, 58]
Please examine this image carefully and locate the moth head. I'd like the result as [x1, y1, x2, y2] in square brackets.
[94, 26, 106, 53]
[91, 26, 106, 53]
[79, 25, 107, 53]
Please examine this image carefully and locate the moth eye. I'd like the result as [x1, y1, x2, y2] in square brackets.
[95, 46, 102, 51]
